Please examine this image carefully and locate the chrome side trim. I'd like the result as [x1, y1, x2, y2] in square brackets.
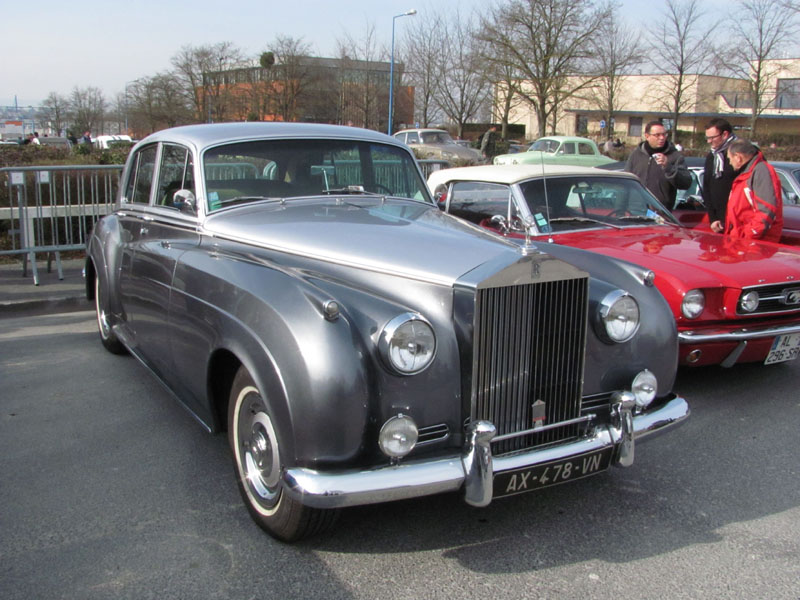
[679, 323, 800, 343]
[281, 394, 689, 509]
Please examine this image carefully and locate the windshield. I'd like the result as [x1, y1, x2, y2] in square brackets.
[420, 131, 453, 144]
[528, 139, 560, 153]
[203, 139, 430, 212]
[518, 176, 680, 233]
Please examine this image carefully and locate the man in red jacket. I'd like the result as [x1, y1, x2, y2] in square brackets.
[716, 139, 783, 242]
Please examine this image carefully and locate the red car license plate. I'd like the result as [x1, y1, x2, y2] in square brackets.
[764, 333, 800, 365]
[493, 447, 614, 499]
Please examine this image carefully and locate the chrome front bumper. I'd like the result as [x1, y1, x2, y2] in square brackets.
[282, 393, 689, 510]
[679, 322, 800, 344]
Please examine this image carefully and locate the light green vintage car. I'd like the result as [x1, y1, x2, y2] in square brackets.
[493, 135, 615, 167]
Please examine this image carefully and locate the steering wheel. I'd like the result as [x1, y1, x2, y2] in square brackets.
[373, 183, 392, 194]
[608, 208, 630, 217]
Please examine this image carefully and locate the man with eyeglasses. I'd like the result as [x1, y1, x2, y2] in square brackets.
[625, 120, 691, 210]
[703, 118, 737, 233]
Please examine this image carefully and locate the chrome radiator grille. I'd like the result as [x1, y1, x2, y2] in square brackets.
[472, 277, 588, 455]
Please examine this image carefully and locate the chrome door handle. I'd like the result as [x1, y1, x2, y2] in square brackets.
[160, 241, 171, 249]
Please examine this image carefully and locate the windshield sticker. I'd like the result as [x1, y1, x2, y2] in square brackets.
[208, 191, 221, 211]
[534, 212, 552, 233]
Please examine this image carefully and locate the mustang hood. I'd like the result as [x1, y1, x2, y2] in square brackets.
[554, 225, 800, 289]
[203, 198, 524, 286]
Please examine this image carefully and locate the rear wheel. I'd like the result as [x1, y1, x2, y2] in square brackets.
[94, 274, 126, 355]
[228, 366, 338, 542]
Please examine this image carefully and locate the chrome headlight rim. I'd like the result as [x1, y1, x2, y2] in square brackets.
[739, 290, 760, 313]
[596, 289, 640, 344]
[378, 312, 437, 375]
[681, 288, 706, 319]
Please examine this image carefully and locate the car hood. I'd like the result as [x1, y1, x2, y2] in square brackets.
[550, 225, 800, 289]
[203, 197, 521, 286]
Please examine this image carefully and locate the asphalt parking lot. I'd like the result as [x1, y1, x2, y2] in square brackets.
[1, 260, 799, 599]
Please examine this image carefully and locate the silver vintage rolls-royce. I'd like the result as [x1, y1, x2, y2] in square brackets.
[85, 123, 688, 542]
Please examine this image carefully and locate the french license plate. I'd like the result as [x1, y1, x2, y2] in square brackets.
[764, 333, 800, 365]
[493, 447, 614, 499]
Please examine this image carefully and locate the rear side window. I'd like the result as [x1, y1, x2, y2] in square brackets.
[124, 145, 158, 204]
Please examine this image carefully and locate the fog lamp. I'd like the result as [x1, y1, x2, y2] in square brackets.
[632, 369, 657, 408]
[378, 414, 418, 458]
[739, 290, 759, 313]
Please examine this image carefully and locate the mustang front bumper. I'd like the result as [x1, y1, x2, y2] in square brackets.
[283, 393, 689, 509]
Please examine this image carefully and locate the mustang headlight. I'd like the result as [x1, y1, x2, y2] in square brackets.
[632, 369, 657, 409]
[681, 289, 705, 319]
[597, 290, 640, 343]
[379, 313, 436, 375]
[378, 414, 418, 458]
[739, 290, 759, 313]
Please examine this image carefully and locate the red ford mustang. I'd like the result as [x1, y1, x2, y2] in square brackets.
[429, 164, 800, 367]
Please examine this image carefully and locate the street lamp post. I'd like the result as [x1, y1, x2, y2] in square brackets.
[388, 8, 416, 136]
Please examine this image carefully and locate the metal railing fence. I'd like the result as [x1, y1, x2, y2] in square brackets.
[1, 165, 123, 284]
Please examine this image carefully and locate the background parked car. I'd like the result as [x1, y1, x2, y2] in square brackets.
[85, 123, 688, 542]
[493, 136, 615, 167]
[393, 128, 481, 163]
[429, 164, 800, 368]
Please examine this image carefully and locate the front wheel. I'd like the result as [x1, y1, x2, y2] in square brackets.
[94, 274, 126, 355]
[228, 366, 338, 542]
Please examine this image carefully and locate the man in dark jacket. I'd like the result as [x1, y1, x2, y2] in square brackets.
[625, 120, 691, 210]
[702, 118, 737, 232]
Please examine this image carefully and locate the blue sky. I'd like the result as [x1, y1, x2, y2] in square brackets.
[1, 0, 729, 107]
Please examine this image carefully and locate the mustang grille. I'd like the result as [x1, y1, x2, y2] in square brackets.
[472, 277, 588, 455]
[737, 282, 800, 315]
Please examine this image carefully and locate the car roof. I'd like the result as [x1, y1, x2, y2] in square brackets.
[533, 136, 595, 143]
[427, 164, 639, 187]
[394, 128, 448, 134]
[138, 122, 400, 150]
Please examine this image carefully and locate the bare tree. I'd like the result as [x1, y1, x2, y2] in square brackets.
[648, 0, 712, 143]
[586, 4, 645, 139]
[479, 0, 611, 138]
[269, 36, 315, 122]
[717, 0, 800, 138]
[435, 11, 490, 138]
[68, 86, 106, 135]
[38, 92, 69, 136]
[401, 13, 444, 128]
[336, 22, 388, 130]
[171, 42, 244, 122]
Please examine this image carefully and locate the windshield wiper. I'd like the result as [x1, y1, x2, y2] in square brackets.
[548, 216, 622, 229]
[616, 215, 656, 222]
[321, 185, 381, 195]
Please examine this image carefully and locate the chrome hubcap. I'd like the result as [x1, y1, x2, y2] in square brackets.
[242, 409, 280, 503]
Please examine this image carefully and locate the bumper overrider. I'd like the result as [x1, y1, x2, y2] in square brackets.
[283, 392, 689, 509]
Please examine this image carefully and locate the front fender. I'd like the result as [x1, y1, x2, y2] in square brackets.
[170, 246, 375, 469]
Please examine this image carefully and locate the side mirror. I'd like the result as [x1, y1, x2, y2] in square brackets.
[173, 189, 197, 215]
[786, 191, 798, 205]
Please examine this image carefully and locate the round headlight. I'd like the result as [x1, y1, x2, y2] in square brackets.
[739, 290, 759, 313]
[379, 313, 436, 375]
[632, 369, 657, 409]
[598, 290, 640, 343]
[681, 289, 705, 319]
[378, 414, 418, 458]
